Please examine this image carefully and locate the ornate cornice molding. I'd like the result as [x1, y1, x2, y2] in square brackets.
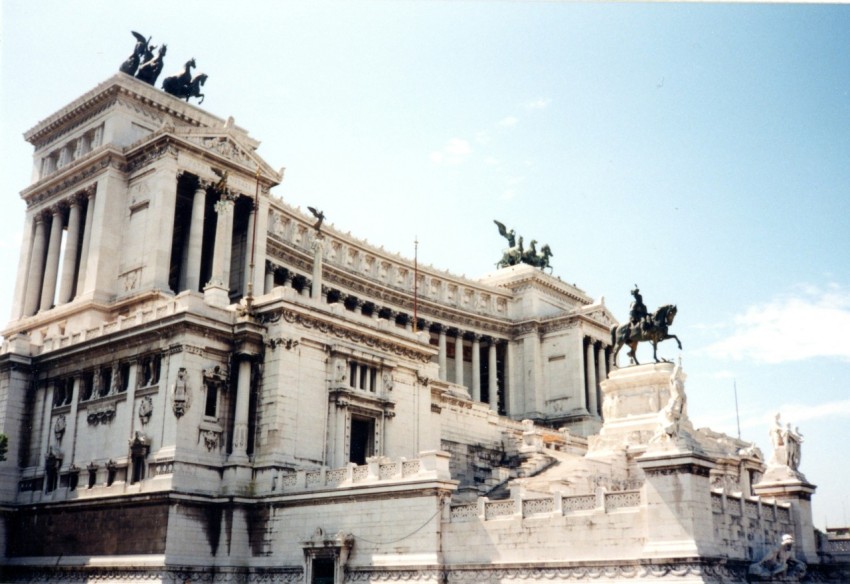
[261, 307, 433, 363]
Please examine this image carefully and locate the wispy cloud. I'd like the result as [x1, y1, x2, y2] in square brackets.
[740, 398, 850, 430]
[498, 116, 518, 128]
[525, 97, 551, 110]
[702, 284, 850, 363]
[430, 138, 472, 165]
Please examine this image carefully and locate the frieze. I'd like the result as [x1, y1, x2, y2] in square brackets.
[29, 96, 118, 150]
[25, 156, 110, 209]
[264, 307, 432, 363]
[125, 141, 179, 175]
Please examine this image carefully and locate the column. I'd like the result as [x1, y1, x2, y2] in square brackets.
[252, 197, 270, 297]
[11, 213, 35, 320]
[471, 334, 481, 402]
[438, 326, 447, 382]
[596, 344, 607, 417]
[185, 185, 206, 292]
[454, 331, 464, 386]
[264, 261, 275, 294]
[488, 339, 499, 412]
[23, 214, 48, 316]
[231, 357, 252, 461]
[75, 190, 96, 296]
[243, 202, 256, 297]
[39, 207, 65, 311]
[57, 198, 82, 305]
[204, 193, 236, 307]
[310, 236, 324, 301]
[585, 340, 598, 417]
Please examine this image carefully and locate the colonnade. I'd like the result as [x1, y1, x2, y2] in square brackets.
[264, 268, 508, 414]
[19, 190, 95, 318]
[584, 337, 612, 418]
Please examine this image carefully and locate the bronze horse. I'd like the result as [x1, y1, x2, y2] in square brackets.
[162, 58, 196, 97]
[611, 304, 682, 366]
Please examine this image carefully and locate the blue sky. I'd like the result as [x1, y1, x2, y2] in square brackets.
[2, 1, 849, 528]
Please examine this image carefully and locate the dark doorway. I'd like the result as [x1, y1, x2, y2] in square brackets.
[349, 416, 375, 465]
[312, 557, 335, 584]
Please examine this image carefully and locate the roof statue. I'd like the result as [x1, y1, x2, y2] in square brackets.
[136, 43, 167, 86]
[494, 220, 553, 272]
[119, 31, 151, 77]
[307, 207, 325, 234]
[162, 58, 208, 104]
[611, 286, 681, 366]
[119, 31, 208, 104]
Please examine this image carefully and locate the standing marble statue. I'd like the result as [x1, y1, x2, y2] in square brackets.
[770, 413, 804, 470]
[651, 358, 689, 444]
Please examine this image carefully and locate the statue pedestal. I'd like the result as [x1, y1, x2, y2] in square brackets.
[753, 475, 818, 564]
[589, 362, 695, 455]
[204, 283, 230, 308]
[637, 451, 717, 558]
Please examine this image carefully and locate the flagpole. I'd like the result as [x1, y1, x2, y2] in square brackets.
[413, 236, 419, 333]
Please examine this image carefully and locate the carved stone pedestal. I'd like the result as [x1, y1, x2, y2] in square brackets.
[590, 362, 694, 454]
[204, 284, 231, 308]
[753, 477, 818, 564]
[638, 451, 717, 558]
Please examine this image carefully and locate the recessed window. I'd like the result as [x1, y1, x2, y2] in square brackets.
[350, 416, 375, 465]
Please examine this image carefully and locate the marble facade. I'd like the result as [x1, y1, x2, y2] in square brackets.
[0, 74, 844, 583]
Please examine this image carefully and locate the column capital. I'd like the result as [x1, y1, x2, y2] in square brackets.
[471, 333, 483, 342]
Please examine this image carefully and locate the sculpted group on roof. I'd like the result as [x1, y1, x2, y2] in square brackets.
[119, 30, 208, 103]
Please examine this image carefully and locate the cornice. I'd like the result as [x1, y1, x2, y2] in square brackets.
[21, 148, 119, 208]
[260, 305, 434, 364]
[25, 74, 234, 147]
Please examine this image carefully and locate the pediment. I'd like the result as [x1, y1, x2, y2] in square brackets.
[173, 127, 281, 183]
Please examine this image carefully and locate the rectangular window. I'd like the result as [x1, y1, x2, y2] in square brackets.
[204, 382, 218, 418]
[349, 416, 375, 465]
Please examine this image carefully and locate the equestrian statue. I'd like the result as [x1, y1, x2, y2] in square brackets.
[162, 58, 208, 104]
[611, 286, 682, 366]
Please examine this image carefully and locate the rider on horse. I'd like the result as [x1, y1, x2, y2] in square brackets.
[629, 285, 649, 332]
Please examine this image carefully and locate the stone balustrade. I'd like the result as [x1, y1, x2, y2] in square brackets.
[2, 297, 187, 356]
[267, 205, 512, 319]
[450, 489, 643, 523]
[265, 451, 451, 495]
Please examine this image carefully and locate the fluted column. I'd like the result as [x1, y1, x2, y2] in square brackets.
[57, 199, 82, 305]
[310, 236, 324, 301]
[586, 340, 598, 416]
[264, 261, 275, 294]
[231, 357, 252, 461]
[454, 331, 464, 386]
[438, 326, 447, 381]
[204, 193, 236, 307]
[243, 202, 256, 297]
[471, 334, 481, 402]
[40, 207, 65, 311]
[596, 344, 607, 417]
[185, 186, 207, 292]
[488, 339, 499, 412]
[75, 190, 96, 296]
[23, 214, 48, 316]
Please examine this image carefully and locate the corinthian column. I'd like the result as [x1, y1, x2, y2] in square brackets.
[488, 339, 499, 412]
[185, 185, 207, 292]
[471, 334, 481, 402]
[57, 198, 82, 305]
[23, 214, 48, 316]
[454, 331, 464, 386]
[204, 192, 236, 307]
[437, 326, 447, 382]
[75, 190, 96, 297]
[40, 207, 65, 311]
[586, 340, 598, 417]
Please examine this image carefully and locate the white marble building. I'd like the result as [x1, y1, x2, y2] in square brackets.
[0, 73, 840, 583]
